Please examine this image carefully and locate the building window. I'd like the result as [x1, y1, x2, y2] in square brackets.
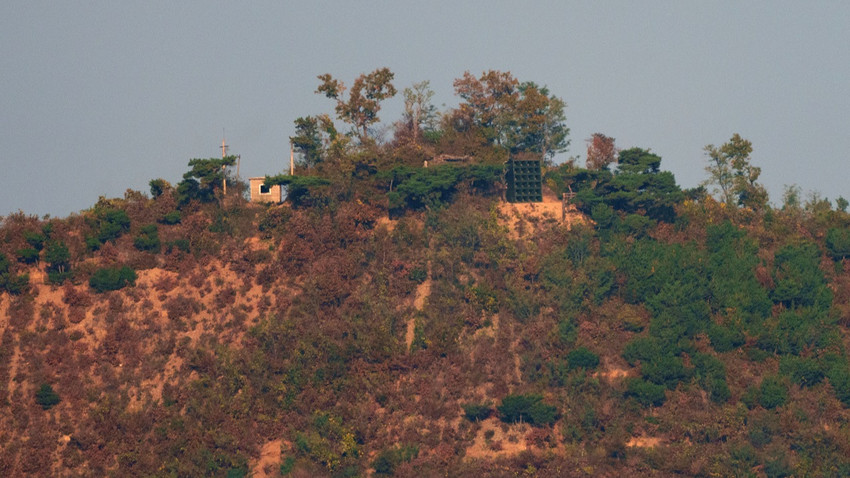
[259, 184, 271, 195]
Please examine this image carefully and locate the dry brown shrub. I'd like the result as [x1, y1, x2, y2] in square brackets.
[188, 270, 205, 289]
[525, 427, 554, 449]
[255, 262, 284, 290]
[62, 284, 91, 307]
[68, 307, 85, 324]
[256, 294, 273, 317]
[107, 293, 124, 311]
[127, 251, 158, 271]
[153, 334, 176, 357]
[97, 241, 121, 264]
[164, 295, 201, 321]
[7, 296, 35, 328]
[215, 287, 236, 310]
[755, 265, 774, 289]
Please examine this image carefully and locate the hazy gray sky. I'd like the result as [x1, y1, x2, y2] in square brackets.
[2, 1, 849, 217]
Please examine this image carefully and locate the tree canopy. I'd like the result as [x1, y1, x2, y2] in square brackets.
[453, 70, 569, 160]
[703, 133, 767, 209]
[317, 67, 397, 141]
[586, 133, 618, 170]
[399, 80, 438, 145]
[177, 155, 237, 204]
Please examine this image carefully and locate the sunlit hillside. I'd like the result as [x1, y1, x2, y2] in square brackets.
[3, 69, 850, 477]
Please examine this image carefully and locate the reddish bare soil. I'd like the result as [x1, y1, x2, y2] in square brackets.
[250, 439, 283, 477]
[626, 435, 663, 448]
[465, 418, 531, 459]
[497, 188, 588, 238]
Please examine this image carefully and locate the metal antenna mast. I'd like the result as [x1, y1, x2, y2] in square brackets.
[221, 131, 229, 196]
[221, 129, 229, 157]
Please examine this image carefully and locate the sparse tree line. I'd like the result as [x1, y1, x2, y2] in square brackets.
[133, 67, 846, 222]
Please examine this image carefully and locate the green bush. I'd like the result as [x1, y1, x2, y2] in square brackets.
[134, 224, 161, 252]
[622, 336, 662, 366]
[590, 203, 617, 231]
[408, 267, 428, 284]
[381, 164, 502, 212]
[462, 402, 492, 422]
[149, 178, 171, 198]
[779, 356, 824, 387]
[372, 445, 418, 475]
[641, 355, 691, 389]
[748, 421, 775, 448]
[527, 401, 558, 426]
[707, 323, 745, 353]
[620, 214, 655, 237]
[16, 247, 39, 264]
[498, 394, 558, 426]
[90, 266, 137, 293]
[167, 239, 191, 254]
[0, 253, 26, 294]
[557, 319, 578, 346]
[499, 394, 538, 423]
[826, 228, 850, 260]
[47, 270, 72, 285]
[134, 235, 160, 252]
[96, 209, 131, 243]
[35, 383, 60, 410]
[826, 365, 850, 406]
[624, 378, 667, 407]
[567, 347, 600, 370]
[771, 242, 831, 309]
[741, 385, 759, 409]
[225, 467, 247, 478]
[692, 353, 731, 403]
[24, 231, 46, 250]
[707, 377, 731, 403]
[85, 236, 101, 251]
[279, 456, 295, 475]
[758, 376, 788, 409]
[1, 273, 29, 294]
[160, 210, 182, 225]
[43, 240, 72, 284]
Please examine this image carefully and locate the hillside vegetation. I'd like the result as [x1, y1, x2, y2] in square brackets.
[3, 70, 850, 477]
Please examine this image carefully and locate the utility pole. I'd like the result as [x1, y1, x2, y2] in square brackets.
[221, 136, 229, 196]
[290, 142, 294, 176]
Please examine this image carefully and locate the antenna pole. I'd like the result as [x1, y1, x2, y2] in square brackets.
[290, 142, 294, 175]
[221, 135, 229, 196]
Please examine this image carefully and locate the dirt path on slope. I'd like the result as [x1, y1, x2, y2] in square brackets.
[407, 261, 432, 350]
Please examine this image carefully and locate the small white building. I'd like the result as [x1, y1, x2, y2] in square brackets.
[248, 177, 283, 203]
